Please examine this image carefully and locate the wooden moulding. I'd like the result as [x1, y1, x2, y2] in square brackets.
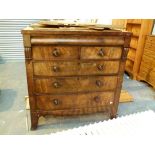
[31, 36, 125, 46]
[24, 47, 32, 60]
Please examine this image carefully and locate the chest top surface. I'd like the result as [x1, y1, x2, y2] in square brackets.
[21, 23, 131, 36]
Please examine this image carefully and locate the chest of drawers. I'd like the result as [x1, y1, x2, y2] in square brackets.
[22, 25, 131, 130]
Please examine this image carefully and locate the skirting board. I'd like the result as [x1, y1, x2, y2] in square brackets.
[25, 90, 133, 110]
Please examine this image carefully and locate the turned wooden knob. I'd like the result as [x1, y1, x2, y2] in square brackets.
[97, 49, 104, 57]
[53, 66, 59, 72]
[96, 80, 103, 87]
[53, 99, 60, 105]
[97, 64, 104, 71]
[94, 96, 101, 103]
[52, 49, 61, 57]
[53, 82, 61, 88]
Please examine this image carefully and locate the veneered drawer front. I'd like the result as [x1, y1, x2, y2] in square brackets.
[31, 35, 125, 46]
[33, 61, 120, 76]
[81, 47, 122, 60]
[80, 61, 120, 75]
[36, 92, 114, 111]
[78, 76, 117, 92]
[33, 46, 79, 60]
[34, 76, 117, 94]
[35, 77, 78, 93]
[33, 61, 78, 76]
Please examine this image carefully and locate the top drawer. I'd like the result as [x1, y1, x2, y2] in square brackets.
[33, 46, 79, 60]
[81, 47, 122, 60]
[32, 45, 122, 60]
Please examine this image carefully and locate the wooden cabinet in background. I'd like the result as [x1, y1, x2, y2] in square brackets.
[138, 35, 155, 89]
[112, 19, 154, 79]
[125, 19, 154, 79]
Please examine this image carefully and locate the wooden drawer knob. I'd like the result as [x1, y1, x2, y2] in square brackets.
[97, 49, 104, 57]
[53, 82, 61, 88]
[52, 99, 60, 105]
[96, 80, 103, 87]
[97, 64, 104, 71]
[52, 48, 61, 57]
[94, 96, 101, 103]
[52, 66, 60, 72]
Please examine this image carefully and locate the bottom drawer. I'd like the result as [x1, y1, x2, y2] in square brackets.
[36, 92, 114, 111]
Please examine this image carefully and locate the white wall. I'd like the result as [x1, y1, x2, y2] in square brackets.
[97, 19, 112, 24]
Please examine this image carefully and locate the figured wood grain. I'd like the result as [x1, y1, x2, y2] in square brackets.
[81, 47, 122, 60]
[36, 92, 114, 111]
[33, 61, 78, 76]
[33, 60, 120, 76]
[34, 76, 117, 94]
[31, 36, 125, 46]
[33, 46, 79, 60]
[80, 61, 120, 75]
[39, 106, 110, 116]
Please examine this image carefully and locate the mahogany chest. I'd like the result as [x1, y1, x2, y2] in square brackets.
[22, 24, 131, 130]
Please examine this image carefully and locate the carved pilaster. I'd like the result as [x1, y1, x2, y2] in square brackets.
[24, 47, 32, 60]
[122, 47, 129, 61]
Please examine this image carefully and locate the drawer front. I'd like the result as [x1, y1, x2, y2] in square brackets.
[33, 61, 120, 76]
[34, 76, 117, 94]
[36, 92, 114, 111]
[33, 61, 78, 76]
[80, 61, 120, 75]
[81, 47, 122, 60]
[33, 46, 79, 60]
[35, 77, 78, 93]
[78, 76, 117, 92]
